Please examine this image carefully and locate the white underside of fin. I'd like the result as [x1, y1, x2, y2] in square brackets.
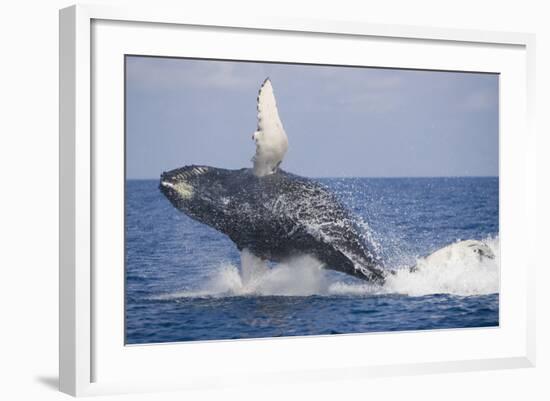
[252, 79, 289, 177]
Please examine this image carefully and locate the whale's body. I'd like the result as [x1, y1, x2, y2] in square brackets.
[160, 165, 386, 283]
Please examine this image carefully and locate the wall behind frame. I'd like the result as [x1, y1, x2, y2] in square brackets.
[0, 0, 548, 400]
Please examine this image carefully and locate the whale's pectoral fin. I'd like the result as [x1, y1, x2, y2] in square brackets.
[256, 78, 283, 138]
[252, 78, 288, 176]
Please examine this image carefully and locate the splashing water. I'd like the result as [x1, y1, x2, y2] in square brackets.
[156, 237, 499, 299]
[334, 237, 500, 297]
[156, 250, 331, 298]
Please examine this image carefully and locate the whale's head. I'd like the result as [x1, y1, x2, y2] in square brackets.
[159, 165, 252, 232]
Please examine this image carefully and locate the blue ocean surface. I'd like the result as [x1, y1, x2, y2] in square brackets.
[125, 177, 499, 344]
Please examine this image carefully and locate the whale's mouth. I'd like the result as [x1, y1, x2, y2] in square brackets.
[160, 179, 194, 200]
[160, 166, 214, 201]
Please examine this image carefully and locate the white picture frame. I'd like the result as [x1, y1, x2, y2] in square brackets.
[59, 4, 536, 397]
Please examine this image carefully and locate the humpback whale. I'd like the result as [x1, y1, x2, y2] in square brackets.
[160, 166, 386, 284]
[158, 78, 494, 285]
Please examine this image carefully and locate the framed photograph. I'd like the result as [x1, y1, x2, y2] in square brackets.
[59, 4, 536, 396]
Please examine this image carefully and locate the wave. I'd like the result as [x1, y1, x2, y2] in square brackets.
[155, 237, 499, 299]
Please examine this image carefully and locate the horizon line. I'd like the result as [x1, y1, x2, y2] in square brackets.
[126, 175, 499, 180]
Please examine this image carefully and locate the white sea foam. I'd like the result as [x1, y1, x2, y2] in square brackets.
[332, 237, 500, 297]
[158, 237, 499, 299]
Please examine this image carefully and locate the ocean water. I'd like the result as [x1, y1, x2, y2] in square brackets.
[125, 177, 499, 344]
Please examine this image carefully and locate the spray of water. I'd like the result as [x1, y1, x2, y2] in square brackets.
[158, 237, 499, 299]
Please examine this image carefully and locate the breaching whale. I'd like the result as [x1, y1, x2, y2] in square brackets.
[160, 165, 387, 283]
[158, 78, 494, 285]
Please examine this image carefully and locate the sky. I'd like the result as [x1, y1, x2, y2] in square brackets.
[125, 56, 498, 179]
